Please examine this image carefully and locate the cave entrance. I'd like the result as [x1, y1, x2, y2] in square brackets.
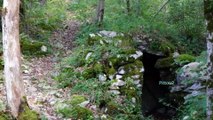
[141, 51, 176, 120]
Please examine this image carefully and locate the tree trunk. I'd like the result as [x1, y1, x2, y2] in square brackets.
[96, 0, 105, 27]
[136, 0, 142, 16]
[204, 0, 213, 120]
[2, 0, 24, 118]
[126, 0, 130, 14]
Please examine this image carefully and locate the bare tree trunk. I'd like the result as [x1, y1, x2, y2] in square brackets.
[204, 0, 213, 120]
[2, 0, 24, 117]
[96, 0, 105, 27]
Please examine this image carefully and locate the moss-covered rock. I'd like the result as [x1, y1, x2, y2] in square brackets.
[155, 57, 174, 69]
[20, 39, 49, 56]
[70, 95, 86, 106]
[175, 54, 196, 66]
[160, 40, 175, 55]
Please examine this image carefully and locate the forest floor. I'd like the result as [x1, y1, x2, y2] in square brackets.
[0, 21, 80, 120]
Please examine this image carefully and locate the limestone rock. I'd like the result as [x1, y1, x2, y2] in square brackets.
[99, 30, 117, 38]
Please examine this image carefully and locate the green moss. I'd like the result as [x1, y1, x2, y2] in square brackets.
[175, 54, 196, 65]
[122, 49, 136, 55]
[120, 86, 137, 99]
[70, 106, 93, 119]
[155, 57, 174, 69]
[18, 105, 39, 120]
[70, 95, 86, 106]
[159, 40, 175, 55]
[93, 63, 104, 73]
[87, 35, 102, 45]
[58, 105, 93, 119]
[0, 112, 12, 120]
[0, 57, 3, 70]
[20, 39, 49, 56]
[107, 67, 116, 75]
[82, 67, 96, 79]
[107, 101, 120, 115]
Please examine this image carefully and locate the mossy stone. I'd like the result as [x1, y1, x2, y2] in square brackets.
[70, 95, 86, 106]
[175, 54, 196, 65]
[20, 39, 49, 56]
[160, 40, 175, 55]
[155, 57, 174, 69]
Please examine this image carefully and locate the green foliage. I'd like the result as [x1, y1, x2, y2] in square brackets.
[178, 93, 206, 120]
[174, 54, 196, 66]
[196, 51, 207, 64]
[21, 0, 67, 41]
[0, 112, 12, 120]
[55, 32, 144, 119]
[155, 57, 174, 69]
[18, 105, 39, 120]
[69, 95, 86, 106]
[20, 33, 50, 56]
[58, 106, 93, 119]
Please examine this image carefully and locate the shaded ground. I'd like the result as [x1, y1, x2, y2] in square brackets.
[0, 21, 80, 120]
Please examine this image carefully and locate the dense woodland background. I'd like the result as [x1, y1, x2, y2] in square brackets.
[0, 0, 212, 120]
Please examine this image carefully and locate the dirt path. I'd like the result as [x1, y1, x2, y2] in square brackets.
[0, 21, 80, 120]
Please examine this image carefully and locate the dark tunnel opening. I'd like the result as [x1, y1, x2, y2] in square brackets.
[141, 51, 177, 120]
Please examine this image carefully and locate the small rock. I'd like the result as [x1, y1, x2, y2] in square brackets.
[98, 74, 107, 82]
[109, 90, 120, 95]
[132, 97, 136, 103]
[118, 69, 125, 75]
[85, 52, 93, 60]
[113, 80, 125, 86]
[130, 51, 143, 59]
[90, 105, 97, 111]
[89, 33, 96, 37]
[41, 45, 47, 52]
[116, 75, 123, 80]
[137, 84, 142, 88]
[99, 30, 117, 38]
[173, 52, 180, 58]
[131, 75, 140, 79]
[133, 80, 140, 85]
[140, 67, 144, 73]
[79, 100, 90, 107]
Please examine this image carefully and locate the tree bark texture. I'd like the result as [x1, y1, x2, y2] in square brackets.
[96, 0, 105, 26]
[2, 0, 24, 117]
[204, 0, 213, 120]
